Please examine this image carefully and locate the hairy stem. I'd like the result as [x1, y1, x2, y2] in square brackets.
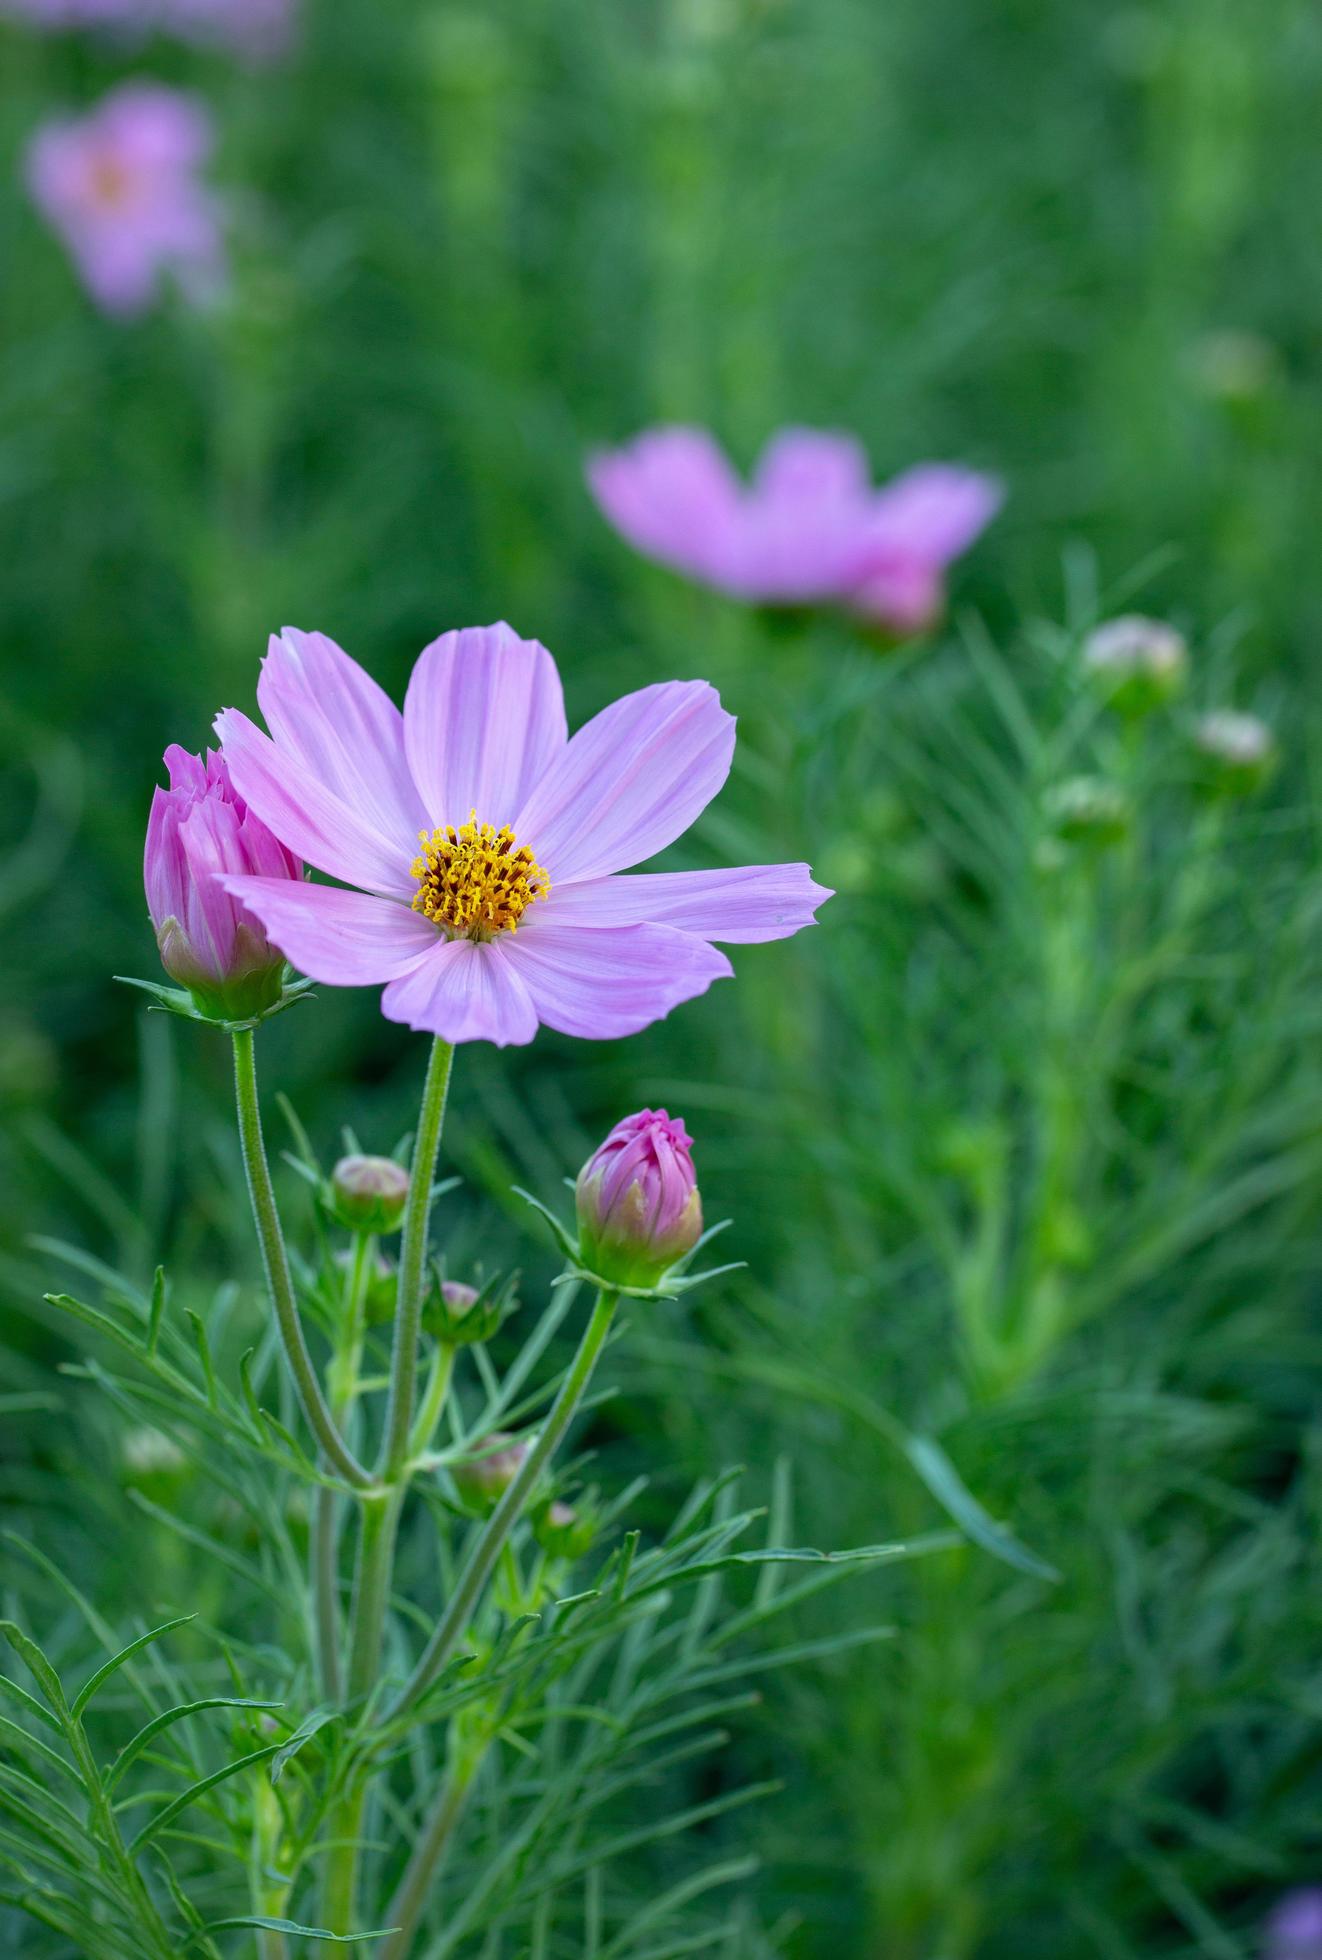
[230, 1027, 370, 1489]
[379, 1034, 455, 1479]
[393, 1287, 618, 1719]
[381, 1758, 479, 1959]
[312, 1232, 375, 1700]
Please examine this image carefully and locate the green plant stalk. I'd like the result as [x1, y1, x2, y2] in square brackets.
[380, 1755, 479, 1960]
[252, 1769, 290, 1959]
[313, 1231, 376, 1701]
[379, 1034, 455, 1478]
[392, 1287, 619, 1721]
[230, 1027, 370, 1489]
[321, 1037, 456, 1931]
[408, 1340, 456, 1458]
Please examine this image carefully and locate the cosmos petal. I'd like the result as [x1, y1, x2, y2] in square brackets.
[259, 628, 427, 852]
[505, 919, 732, 1038]
[403, 622, 567, 830]
[218, 877, 440, 982]
[379, 937, 540, 1047]
[544, 863, 833, 943]
[217, 707, 414, 897]
[514, 680, 735, 884]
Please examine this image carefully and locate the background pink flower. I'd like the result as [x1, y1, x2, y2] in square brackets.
[2, 0, 296, 57]
[216, 622, 831, 1047]
[587, 424, 1002, 633]
[25, 83, 225, 316]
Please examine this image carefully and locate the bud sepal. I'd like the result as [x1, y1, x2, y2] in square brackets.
[421, 1269, 517, 1345]
[115, 969, 316, 1032]
[516, 1187, 741, 1301]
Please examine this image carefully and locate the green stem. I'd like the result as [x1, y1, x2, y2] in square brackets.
[379, 1035, 455, 1478]
[230, 1028, 370, 1489]
[392, 1288, 618, 1720]
[408, 1341, 456, 1458]
[380, 1757, 479, 1960]
[312, 1233, 376, 1700]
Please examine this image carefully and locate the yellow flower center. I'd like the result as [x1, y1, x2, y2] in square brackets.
[410, 813, 550, 939]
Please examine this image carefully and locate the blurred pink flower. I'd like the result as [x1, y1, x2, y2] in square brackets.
[145, 744, 301, 1019]
[2, 0, 296, 58]
[26, 84, 224, 317]
[587, 426, 1002, 634]
[216, 621, 831, 1047]
[1268, 1892, 1322, 1960]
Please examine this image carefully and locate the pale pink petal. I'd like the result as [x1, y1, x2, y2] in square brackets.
[587, 429, 743, 588]
[850, 560, 944, 634]
[505, 919, 732, 1038]
[544, 863, 833, 943]
[514, 680, 735, 884]
[863, 466, 1003, 566]
[217, 708, 414, 898]
[380, 937, 540, 1047]
[752, 428, 871, 502]
[218, 877, 439, 983]
[402, 622, 567, 829]
[258, 628, 426, 850]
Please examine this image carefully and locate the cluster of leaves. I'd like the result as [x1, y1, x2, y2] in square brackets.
[1, 1179, 972, 1955]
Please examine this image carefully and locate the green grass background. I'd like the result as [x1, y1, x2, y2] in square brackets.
[3, 0, 1322, 1952]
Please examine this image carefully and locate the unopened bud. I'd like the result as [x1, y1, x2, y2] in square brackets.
[533, 1499, 596, 1562]
[1193, 710, 1276, 795]
[1082, 615, 1187, 716]
[422, 1276, 507, 1346]
[329, 1155, 410, 1234]
[1043, 776, 1130, 848]
[575, 1108, 702, 1289]
[451, 1432, 528, 1515]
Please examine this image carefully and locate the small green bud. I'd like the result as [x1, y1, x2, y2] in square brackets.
[451, 1433, 528, 1515]
[421, 1274, 511, 1345]
[329, 1155, 410, 1234]
[1193, 710, 1276, 797]
[1043, 775, 1130, 848]
[1082, 615, 1187, 717]
[532, 1498, 597, 1562]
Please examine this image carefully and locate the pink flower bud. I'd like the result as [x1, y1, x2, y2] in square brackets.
[575, 1108, 702, 1288]
[329, 1155, 410, 1235]
[144, 744, 301, 1020]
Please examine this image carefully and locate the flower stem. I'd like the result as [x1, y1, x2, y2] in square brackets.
[392, 1287, 618, 1720]
[230, 1027, 370, 1490]
[312, 1232, 375, 1700]
[379, 1035, 455, 1479]
[381, 1756, 479, 1959]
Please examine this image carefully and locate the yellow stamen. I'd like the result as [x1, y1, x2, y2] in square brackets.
[410, 812, 550, 938]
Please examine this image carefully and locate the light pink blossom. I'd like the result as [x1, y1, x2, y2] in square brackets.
[216, 622, 831, 1047]
[3, 0, 295, 58]
[145, 743, 301, 1018]
[26, 84, 224, 317]
[587, 426, 1002, 633]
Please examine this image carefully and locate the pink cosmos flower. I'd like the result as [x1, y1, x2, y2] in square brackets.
[1268, 1893, 1322, 1960]
[3, 0, 295, 58]
[26, 84, 224, 317]
[587, 426, 1002, 634]
[576, 1108, 702, 1287]
[145, 744, 301, 1019]
[215, 622, 831, 1047]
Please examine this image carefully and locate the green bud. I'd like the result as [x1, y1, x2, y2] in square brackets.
[451, 1432, 528, 1516]
[1043, 775, 1130, 849]
[1193, 710, 1276, 797]
[1082, 615, 1187, 717]
[532, 1498, 597, 1562]
[329, 1155, 410, 1235]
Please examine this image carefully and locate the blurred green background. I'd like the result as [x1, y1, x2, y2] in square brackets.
[4, 0, 1322, 1953]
